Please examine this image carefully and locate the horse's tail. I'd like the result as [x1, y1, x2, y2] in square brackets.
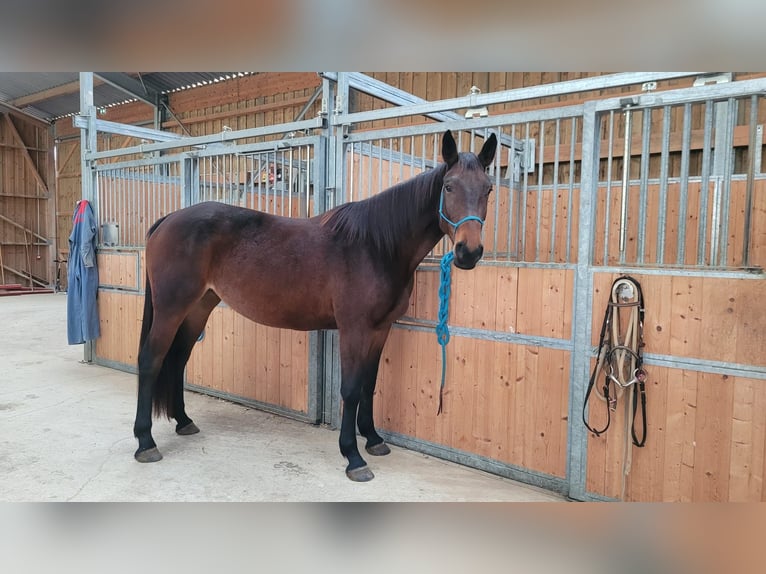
[138, 214, 174, 419]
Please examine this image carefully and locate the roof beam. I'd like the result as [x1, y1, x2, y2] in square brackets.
[94, 73, 159, 107]
[0, 101, 50, 128]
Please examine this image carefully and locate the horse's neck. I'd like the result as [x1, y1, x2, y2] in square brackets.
[397, 168, 445, 276]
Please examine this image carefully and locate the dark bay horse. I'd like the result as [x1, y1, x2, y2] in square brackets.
[134, 130, 497, 481]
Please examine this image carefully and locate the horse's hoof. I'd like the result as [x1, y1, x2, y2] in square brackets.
[346, 465, 375, 482]
[135, 447, 163, 463]
[176, 422, 200, 436]
[365, 442, 391, 456]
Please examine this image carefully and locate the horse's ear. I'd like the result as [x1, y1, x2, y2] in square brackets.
[442, 130, 458, 167]
[478, 133, 497, 168]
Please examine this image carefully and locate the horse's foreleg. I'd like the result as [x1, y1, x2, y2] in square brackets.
[338, 327, 390, 481]
[356, 342, 391, 457]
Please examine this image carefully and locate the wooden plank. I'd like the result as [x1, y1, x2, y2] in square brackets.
[692, 372, 734, 501]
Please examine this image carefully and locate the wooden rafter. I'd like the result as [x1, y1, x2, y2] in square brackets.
[2, 113, 49, 197]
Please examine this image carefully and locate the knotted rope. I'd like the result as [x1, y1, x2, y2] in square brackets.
[435, 250, 455, 415]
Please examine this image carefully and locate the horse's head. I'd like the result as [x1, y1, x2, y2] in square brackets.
[438, 130, 497, 269]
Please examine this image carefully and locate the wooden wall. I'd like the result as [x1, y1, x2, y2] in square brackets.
[0, 112, 53, 287]
[585, 272, 766, 501]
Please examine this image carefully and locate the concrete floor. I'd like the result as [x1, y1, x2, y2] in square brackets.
[1, 293, 564, 502]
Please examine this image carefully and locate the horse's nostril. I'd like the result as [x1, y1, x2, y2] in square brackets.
[455, 241, 466, 252]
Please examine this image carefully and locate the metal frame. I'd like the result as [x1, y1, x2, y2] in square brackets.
[79, 72, 766, 501]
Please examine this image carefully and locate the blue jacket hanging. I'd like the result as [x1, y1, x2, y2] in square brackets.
[67, 200, 100, 344]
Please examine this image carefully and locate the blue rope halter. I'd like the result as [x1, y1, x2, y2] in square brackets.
[435, 187, 484, 414]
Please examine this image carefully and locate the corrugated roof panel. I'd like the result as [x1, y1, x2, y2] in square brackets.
[0, 72, 256, 122]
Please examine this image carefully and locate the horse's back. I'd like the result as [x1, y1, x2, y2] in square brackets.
[146, 202, 338, 330]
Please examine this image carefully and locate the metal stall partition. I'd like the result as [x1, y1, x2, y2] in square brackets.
[572, 78, 766, 501]
[89, 131, 327, 425]
[326, 108, 586, 496]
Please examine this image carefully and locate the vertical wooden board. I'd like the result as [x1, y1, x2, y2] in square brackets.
[399, 325, 418, 439]
[519, 345, 540, 471]
[516, 267, 543, 337]
[487, 340, 512, 463]
[734, 280, 766, 367]
[292, 332, 308, 414]
[726, 181, 746, 268]
[699, 277, 738, 363]
[568, 186, 581, 263]
[678, 370, 699, 501]
[377, 327, 402, 431]
[669, 275, 703, 359]
[242, 316, 258, 399]
[449, 335, 475, 454]
[413, 329, 440, 445]
[533, 347, 568, 477]
[278, 326, 292, 409]
[471, 338, 495, 459]
[683, 181, 702, 266]
[537, 189, 553, 261]
[449, 264, 477, 329]
[265, 327, 280, 406]
[495, 266, 518, 334]
[540, 267, 569, 340]
[729, 377, 756, 501]
[692, 372, 734, 501]
[750, 179, 766, 268]
[624, 364, 668, 501]
[639, 274, 672, 355]
[471, 266, 498, 331]
[231, 311, 245, 399]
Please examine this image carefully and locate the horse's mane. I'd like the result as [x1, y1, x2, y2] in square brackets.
[322, 164, 446, 259]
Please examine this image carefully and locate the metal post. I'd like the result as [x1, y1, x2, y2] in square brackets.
[79, 72, 98, 364]
[568, 101, 600, 501]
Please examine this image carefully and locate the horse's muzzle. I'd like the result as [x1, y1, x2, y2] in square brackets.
[454, 242, 484, 269]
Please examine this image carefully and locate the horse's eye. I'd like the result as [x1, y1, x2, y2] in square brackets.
[444, 185, 452, 193]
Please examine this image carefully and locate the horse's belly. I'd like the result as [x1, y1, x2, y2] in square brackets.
[214, 284, 337, 331]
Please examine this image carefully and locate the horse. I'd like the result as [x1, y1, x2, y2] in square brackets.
[134, 129, 497, 481]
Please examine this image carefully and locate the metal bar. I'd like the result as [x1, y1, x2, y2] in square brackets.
[718, 97, 737, 266]
[677, 103, 692, 264]
[619, 104, 633, 259]
[72, 115, 183, 142]
[657, 106, 671, 264]
[568, 101, 600, 502]
[642, 353, 766, 381]
[521, 123, 530, 260]
[393, 320, 572, 351]
[743, 95, 759, 266]
[506, 128, 515, 259]
[697, 100, 714, 265]
[492, 128, 500, 259]
[549, 119, 560, 262]
[89, 117, 323, 160]
[336, 73, 701, 125]
[565, 117, 576, 263]
[535, 121, 544, 262]
[593, 77, 766, 112]
[603, 111, 614, 265]
[637, 108, 652, 264]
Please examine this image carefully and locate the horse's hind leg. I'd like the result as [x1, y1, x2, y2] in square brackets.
[167, 291, 220, 435]
[134, 312, 186, 462]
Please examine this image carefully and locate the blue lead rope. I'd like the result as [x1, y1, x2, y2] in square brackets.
[435, 251, 455, 415]
[435, 187, 485, 415]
